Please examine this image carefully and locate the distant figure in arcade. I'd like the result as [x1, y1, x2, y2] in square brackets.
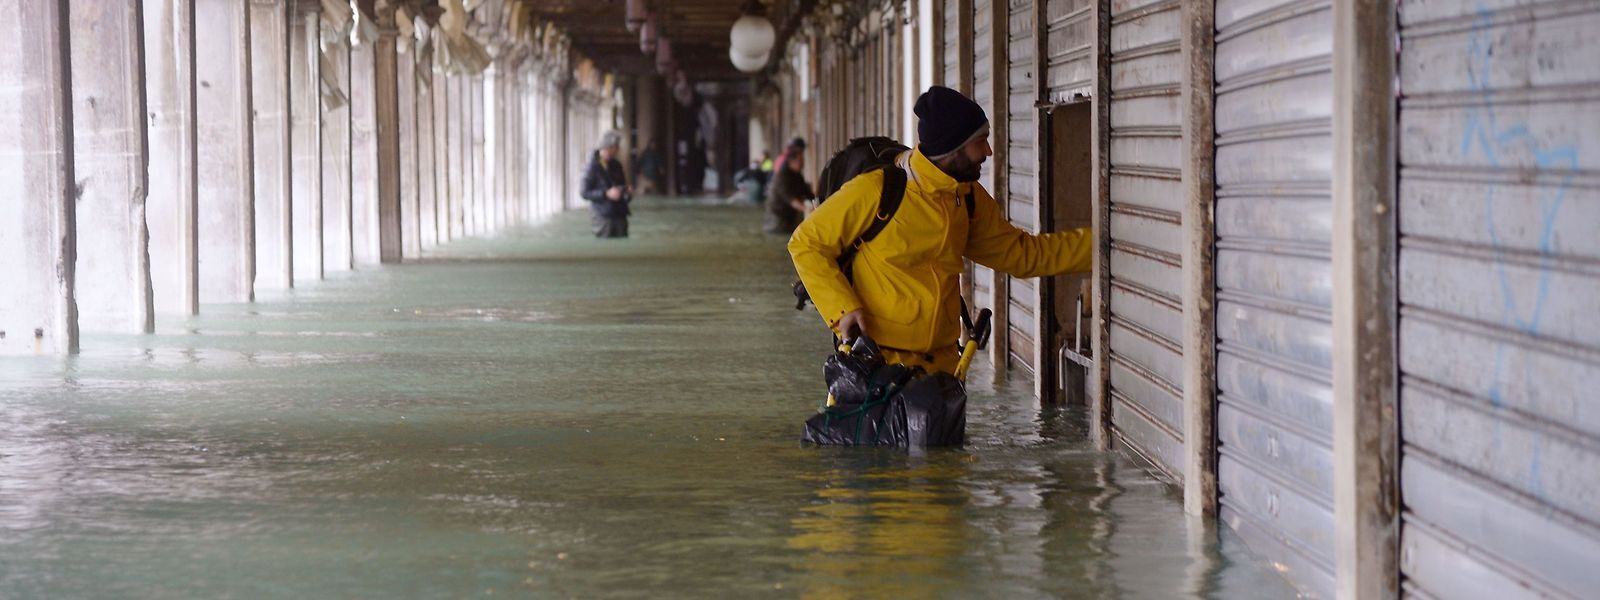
[773, 137, 806, 173]
[582, 131, 632, 238]
[633, 140, 663, 194]
[765, 150, 815, 234]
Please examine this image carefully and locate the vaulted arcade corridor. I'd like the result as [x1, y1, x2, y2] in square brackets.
[3, 0, 1598, 597]
[0, 198, 1296, 597]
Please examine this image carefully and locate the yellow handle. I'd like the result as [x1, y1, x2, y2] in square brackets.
[954, 339, 980, 381]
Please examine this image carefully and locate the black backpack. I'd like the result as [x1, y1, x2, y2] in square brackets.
[792, 137, 974, 310]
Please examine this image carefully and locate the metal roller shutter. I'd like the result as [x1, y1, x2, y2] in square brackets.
[971, 0, 998, 343]
[1045, 0, 1093, 103]
[943, 0, 961, 87]
[1212, 0, 1336, 596]
[1106, 0, 1185, 480]
[1397, 3, 1600, 598]
[1005, 0, 1038, 372]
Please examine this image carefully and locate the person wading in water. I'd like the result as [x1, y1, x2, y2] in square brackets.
[788, 86, 1094, 375]
[582, 131, 632, 238]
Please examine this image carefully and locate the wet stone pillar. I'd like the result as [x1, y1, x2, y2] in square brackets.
[482, 63, 500, 235]
[195, 0, 255, 303]
[470, 74, 487, 236]
[320, 29, 353, 272]
[460, 74, 477, 237]
[415, 44, 438, 251]
[372, 9, 403, 263]
[432, 66, 452, 244]
[396, 36, 420, 260]
[349, 39, 380, 265]
[289, 6, 322, 283]
[0, 0, 77, 354]
[445, 73, 464, 241]
[250, 0, 293, 289]
[509, 72, 524, 226]
[70, 0, 154, 333]
[503, 67, 517, 228]
[143, 0, 200, 317]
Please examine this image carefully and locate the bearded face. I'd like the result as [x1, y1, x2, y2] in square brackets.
[940, 151, 984, 183]
[936, 137, 989, 183]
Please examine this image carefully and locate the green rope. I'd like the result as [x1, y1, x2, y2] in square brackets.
[819, 384, 898, 445]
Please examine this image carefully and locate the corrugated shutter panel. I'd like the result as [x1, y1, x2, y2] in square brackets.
[1006, 0, 1038, 371]
[971, 0, 998, 338]
[943, 0, 961, 86]
[1212, 1, 1336, 597]
[1397, 3, 1600, 598]
[1106, 0, 1185, 480]
[1044, 0, 1092, 103]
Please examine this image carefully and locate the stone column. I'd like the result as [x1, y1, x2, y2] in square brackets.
[349, 40, 380, 265]
[509, 71, 524, 225]
[144, 0, 199, 317]
[71, 0, 153, 333]
[250, 0, 292, 289]
[372, 9, 402, 262]
[432, 66, 452, 244]
[321, 28, 353, 271]
[396, 37, 420, 260]
[1331, 1, 1400, 596]
[196, 0, 255, 303]
[0, 0, 77, 354]
[447, 73, 465, 240]
[461, 74, 478, 237]
[1179, 0, 1218, 518]
[471, 74, 487, 235]
[415, 44, 437, 251]
[483, 64, 500, 235]
[289, 6, 322, 282]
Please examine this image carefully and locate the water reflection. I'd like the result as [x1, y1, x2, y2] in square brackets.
[788, 455, 970, 598]
[0, 198, 1294, 598]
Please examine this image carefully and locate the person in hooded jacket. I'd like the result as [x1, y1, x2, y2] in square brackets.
[788, 86, 1093, 375]
[764, 151, 815, 234]
[582, 132, 631, 238]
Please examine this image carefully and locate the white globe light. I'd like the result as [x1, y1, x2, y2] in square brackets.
[729, 14, 775, 57]
[729, 47, 769, 73]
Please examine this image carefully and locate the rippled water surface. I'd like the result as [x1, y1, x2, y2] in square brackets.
[0, 198, 1296, 598]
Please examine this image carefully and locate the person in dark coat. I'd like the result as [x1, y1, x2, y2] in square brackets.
[582, 132, 631, 238]
[764, 151, 814, 235]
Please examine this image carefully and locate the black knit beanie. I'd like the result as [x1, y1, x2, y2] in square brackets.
[915, 86, 988, 159]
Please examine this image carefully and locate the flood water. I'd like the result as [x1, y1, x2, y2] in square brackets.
[0, 197, 1296, 598]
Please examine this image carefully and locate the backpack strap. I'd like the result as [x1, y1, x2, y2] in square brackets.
[965, 188, 976, 220]
[833, 166, 908, 279]
[857, 167, 907, 246]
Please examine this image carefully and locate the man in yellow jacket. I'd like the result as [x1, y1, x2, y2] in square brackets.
[788, 86, 1093, 375]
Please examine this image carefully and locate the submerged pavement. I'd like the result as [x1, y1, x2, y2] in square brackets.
[0, 197, 1295, 598]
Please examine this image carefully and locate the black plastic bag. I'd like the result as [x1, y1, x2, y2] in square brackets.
[801, 338, 967, 448]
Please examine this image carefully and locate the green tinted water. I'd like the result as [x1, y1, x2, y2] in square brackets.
[0, 197, 1295, 598]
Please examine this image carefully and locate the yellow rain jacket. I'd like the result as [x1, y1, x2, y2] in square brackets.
[788, 147, 1093, 374]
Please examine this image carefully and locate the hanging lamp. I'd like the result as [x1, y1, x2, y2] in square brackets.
[655, 37, 674, 75]
[625, 0, 647, 32]
[639, 12, 657, 54]
[728, 0, 775, 68]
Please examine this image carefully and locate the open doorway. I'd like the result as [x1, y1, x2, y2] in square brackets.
[1041, 101, 1094, 405]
